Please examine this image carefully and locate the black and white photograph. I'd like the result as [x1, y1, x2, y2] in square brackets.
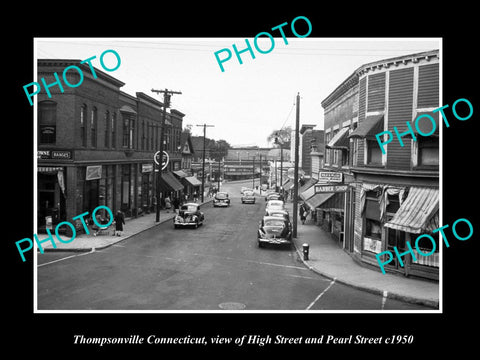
[7, 6, 478, 356]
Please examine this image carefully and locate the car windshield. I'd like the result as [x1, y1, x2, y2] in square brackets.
[244, 191, 254, 196]
[216, 193, 228, 199]
[264, 219, 285, 227]
[181, 205, 197, 212]
[270, 212, 286, 218]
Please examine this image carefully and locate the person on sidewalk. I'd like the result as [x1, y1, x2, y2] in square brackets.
[114, 210, 125, 236]
[172, 196, 180, 214]
[300, 202, 309, 225]
[165, 196, 172, 213]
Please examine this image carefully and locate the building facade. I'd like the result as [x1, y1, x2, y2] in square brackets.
[320, 50, 440, 280]
[37, 59, 188, 232]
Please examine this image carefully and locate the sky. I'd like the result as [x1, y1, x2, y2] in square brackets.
[35, 38, 440, 148]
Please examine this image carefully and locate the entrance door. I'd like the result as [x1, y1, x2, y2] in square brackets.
[85, 179, 99, 212]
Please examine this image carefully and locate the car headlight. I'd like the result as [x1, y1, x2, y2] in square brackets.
[258, 229, 266, 238]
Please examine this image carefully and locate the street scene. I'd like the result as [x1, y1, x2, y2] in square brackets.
[34, 38, 441, 311]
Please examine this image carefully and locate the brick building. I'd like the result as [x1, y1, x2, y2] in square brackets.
[37, 59, 187, 231]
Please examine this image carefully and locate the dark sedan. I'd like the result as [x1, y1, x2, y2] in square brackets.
[257, 216, 292, 248]
[173, 203, 205, 228]
[213, 192, 231, 207]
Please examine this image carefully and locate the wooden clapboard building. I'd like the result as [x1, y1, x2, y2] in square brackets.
[321, 49, 440, 280]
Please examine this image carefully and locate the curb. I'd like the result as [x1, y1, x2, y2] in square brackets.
[292, 240, 439, 309]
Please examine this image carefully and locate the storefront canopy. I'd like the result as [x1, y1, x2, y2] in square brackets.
[159, 171, 184, 192]
[305, 192, 335, 210]
[384, 186, 439, 234]
[184, 176, 202, 187]
[348, 114, 384, 139]
[300, 184, 316, 201]
[173, 170, 188, 178]
[326, 126, 350, 149]
[299, 178, 318, 195]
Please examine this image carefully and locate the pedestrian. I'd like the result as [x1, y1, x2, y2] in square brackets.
[173, 196, 180, 214]
[114, 210, 125, 236]
[165, 196, 171, 212]
[300, 202, 308, 225]
[193, 190, 198, 202]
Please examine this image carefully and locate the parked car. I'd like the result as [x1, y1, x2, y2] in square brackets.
[213, 191, 231, 207]
[173, 203, 204, 228]
[265, 192, 284, 202]
[257, 216, 292, 248]
[265, 199, 285, 213]
[241, 190, 256, 204]
[265, 209, 292, 232]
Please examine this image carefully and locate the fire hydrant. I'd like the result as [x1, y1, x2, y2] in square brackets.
[302, 243, 310, 261]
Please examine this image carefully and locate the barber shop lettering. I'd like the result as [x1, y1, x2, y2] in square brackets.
[23, 49, 121, 106]
[375, 97, 473, 154]
[15, 205, 113, 262]
[214, 16, 312, 72]
[376, 217, 474, 274]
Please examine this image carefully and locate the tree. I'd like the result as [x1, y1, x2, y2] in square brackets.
[209, 139, 231, 161]
[267, 126, 291, 149]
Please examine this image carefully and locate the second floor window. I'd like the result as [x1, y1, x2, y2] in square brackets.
[90, 107, 97, 147]
[80, 104, 87, 147]
[366, 139, 382, 165]
[38, 100, 57, 144]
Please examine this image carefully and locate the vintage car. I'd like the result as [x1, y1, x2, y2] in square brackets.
[173, 203, 204, 228]
[257, 216, 292, 248]
[265, 192, 284, 202]
[241, 190, 256, 204]
[265, 199, 285, 213]
[213, 191, 231, 207]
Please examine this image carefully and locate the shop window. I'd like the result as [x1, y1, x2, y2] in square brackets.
[38, 100, 57, 144]
[90, 107, 97, 147]
[418, 137, 439, 167]
[412, 231, 439, 268]
[80, 104, 87, 147]
[366, 139, 382, 165]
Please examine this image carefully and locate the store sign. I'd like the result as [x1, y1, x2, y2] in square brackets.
[314, 184, 348, 193]
[86, 165, 102, 180]
[318, 171, 343, 183]
[38, 149, 72, 160]
[142, 164, 153, 173]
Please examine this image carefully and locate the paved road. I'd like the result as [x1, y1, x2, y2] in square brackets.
[37, 180, 432, 311]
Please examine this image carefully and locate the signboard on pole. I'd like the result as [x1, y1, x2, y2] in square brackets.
[318, 171, 343, 183]
[154, 151, 169, 170]
[314, 184, 349, 193]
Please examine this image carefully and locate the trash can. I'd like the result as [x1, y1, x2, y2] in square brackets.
[302, 243, 310, 261]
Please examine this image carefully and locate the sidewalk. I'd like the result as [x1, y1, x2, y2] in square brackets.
[286, 203, 440, 309]
[37, 199, 213, 252]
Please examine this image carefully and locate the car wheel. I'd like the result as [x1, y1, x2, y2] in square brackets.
[195, 221, 198, 228]
[258, 241, 263, 248]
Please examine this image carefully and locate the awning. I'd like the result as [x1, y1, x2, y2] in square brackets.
[283, 179, 294, 190]
[305, 192, 335, 210]
[348, 114, 384, 139]
[184, 176, 202, 187]
[299, 178, 318, 194]
[300, 184, 316, 201]
[159, 171, 184, 192]
[384, 186, 439, 234]
[173, 170, 188, 178]
[326, 126, 350, 149]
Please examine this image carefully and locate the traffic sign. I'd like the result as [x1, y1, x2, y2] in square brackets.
[154, 151, 169, 170]
[314, 184, 349, 193]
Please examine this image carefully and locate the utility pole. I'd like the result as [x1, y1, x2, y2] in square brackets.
[252, 155, 255, 189]
[293, 93, 300, 238]
[151, 88, 182, 222]
[196, 123, 214, 202]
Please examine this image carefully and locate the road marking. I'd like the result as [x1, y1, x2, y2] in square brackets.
[381, 290, 388, 310]
[285, 274, 329, 281]
[37, 248, 96, 267]
[305, 278, 336, 310]
[192, 252, 308, 271]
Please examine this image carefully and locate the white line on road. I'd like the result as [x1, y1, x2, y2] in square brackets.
[306, 278, 336, 310]
[37, 248, 96, 267]
[192, 252, 309, 271]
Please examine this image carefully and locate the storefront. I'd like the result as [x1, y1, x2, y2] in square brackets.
[37, 166, 66, 229]
[355, 183, 439, 280]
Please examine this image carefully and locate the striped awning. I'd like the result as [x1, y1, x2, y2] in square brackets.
[300, 184, 316, 201]
[184, 176, 202, 187]
[384, 186, 439, 234]
[159, 171, 184, 192]
[305, 192, 335, 210]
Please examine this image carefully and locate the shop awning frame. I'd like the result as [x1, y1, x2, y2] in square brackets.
[326, 126, 350, 149]
[160, 171, 184, 192]
[184, 176, 202, 187]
